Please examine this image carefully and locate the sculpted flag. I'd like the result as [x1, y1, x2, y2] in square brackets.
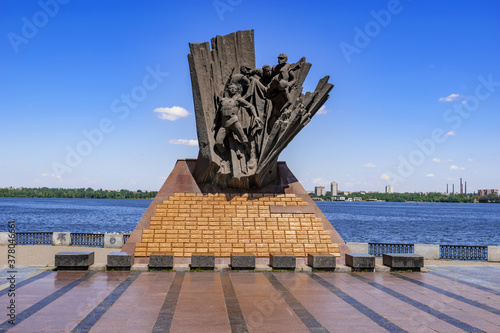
[188, 30, 334, 189]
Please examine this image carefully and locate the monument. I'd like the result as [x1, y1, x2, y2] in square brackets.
[123, 30, 349, 263]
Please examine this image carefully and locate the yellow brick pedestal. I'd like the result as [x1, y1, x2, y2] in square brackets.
[134, 193, 340, 258]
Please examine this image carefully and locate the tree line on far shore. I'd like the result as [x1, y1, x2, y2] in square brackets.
[0, 187, 158, 199]
[310, 191, 499, 203]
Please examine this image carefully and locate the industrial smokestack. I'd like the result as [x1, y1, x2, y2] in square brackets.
[460, 178, 463, 194]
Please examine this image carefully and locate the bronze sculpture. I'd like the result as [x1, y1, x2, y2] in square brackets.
[188, 30, 333, 189]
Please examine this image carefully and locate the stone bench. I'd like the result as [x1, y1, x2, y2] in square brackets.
[55, 251, 94, 270]
[107, 252, 134, 270]
[270, 253, 296, 270]
[230, 253, 255, 270]
[383, 253, 424, 271]
[149, 252, 174, 270]
[307, 253, 336, 271]
[345, 253, 376, 271]
[191, 253, 215, 270]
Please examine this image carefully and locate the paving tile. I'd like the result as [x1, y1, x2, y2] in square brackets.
[318, 273, 465, 333]
[230, 273, 309, 333]
[8, 272, 126, 332]
[273, 273, 388, 332]
[348, 273, 488, 332]
[169, 273, 230, 332]
[1, 266, 498, 332]
[367, 273, 500, 330]
[90, 272, 175, 332]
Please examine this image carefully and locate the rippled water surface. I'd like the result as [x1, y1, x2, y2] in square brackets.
[318, 201, 500, 246]
[1, 198, 499, 245]
[0, 198, 150, 233]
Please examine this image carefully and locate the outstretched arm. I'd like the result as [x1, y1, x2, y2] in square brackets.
[237, 98, 258, 118]
[238, 98, 263, 129]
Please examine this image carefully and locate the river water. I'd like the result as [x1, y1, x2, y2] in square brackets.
[1, 198, 498, 246]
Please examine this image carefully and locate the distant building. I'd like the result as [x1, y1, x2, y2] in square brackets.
[385, 185, 393, 193]
[330, 182, 338, 196]
[478, 189, 499, 196]
[314, 186, 326, 196]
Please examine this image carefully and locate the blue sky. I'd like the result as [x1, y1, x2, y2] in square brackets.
[1, 0, 499, 193]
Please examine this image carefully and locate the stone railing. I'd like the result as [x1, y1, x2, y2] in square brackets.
[368, 243, 414, 257]
[347, 242, 498, 262]
[440, 245, 488, 261]
[15, 232, 53, 245]
[0, 232, 130, 248]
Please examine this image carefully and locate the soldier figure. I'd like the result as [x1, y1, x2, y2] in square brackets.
[214, 83, 263, 155]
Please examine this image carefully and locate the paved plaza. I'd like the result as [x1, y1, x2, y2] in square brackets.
[0, 265, 498, 332]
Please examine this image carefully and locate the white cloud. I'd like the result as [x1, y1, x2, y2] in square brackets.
[445, 130, 456, 136]
[154, 106, 190, 121]
[364, 163, 376, 168]
[311, 177, 325, 184]
[168, 139, 198, 146]
[425, 173, 435, 177]
[450, 165, 465, 170]
[467, 158, 475, 162]
[438, 93, 461, 102]
[317, 105, 328, 114]
[432, 158, 453, 163]
[41, 173, 61, 179]
[380, 174, 391, 181]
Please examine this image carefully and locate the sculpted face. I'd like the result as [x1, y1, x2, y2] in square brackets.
[263, 65, 272, 77]
[278, 53, 287, 65]
[227, 84, 238, 95]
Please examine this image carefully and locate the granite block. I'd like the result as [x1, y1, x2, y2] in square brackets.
[307, 253, 336, 270]
[55, 251, 94, 270]
[345, 253, 375, 271]
[149, 252, 174, 269]
[270, 253, 296, 270]
[107, 252, 134, 270]
[383, 253, 424, 271]
[230, 253, 255, 269]
[191, 253, 215, 269]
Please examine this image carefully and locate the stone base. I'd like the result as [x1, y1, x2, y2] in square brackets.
[488, 246, 500, 262]
[104, 234, 124, 248]
[270, 253, 296, 270]
[230, 253, 256, 270]
[107, 252, 134, 270]
[191, 253, 215, 270]
[149, 252, 174, 269]
[345, 253, 376, 271]
[52, 232, 71, 246]
[307, 253, 336, 270]
[383, 253, 424, 271]
[124, 159, 349, 261]
[55, 251, 94, 270]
